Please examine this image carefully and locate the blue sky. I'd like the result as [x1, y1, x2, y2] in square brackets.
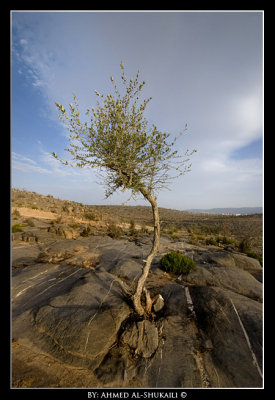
[11, 11, 263, 209]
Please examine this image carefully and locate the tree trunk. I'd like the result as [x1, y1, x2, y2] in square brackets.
[132, 188, 160, 316]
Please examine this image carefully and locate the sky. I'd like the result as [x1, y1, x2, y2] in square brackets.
[11, 11, 263, 210]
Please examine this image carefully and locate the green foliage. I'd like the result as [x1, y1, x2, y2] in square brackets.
[239, 238, 252, 253]
[54, 62, 195, 199]
[165, 227, 179, 235]
[69, 223, 80, 229]
[206, 237, 219, 246]
[238, 238, 262, 265]
[245, 250, 263, 265]
[218, 236, 234, 245]
[12, 224, 24, 233]
[160, 252, 195, 274]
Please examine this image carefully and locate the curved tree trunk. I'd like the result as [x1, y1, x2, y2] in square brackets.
[132, 188, 160, 316]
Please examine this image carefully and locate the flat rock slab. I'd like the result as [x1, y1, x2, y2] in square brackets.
[190, 285, 263, 387]
[182, 263, 262, 301]
[12, 242, 42, 267]
[200, 250, 262, 273]
[12, 262, 131, 371]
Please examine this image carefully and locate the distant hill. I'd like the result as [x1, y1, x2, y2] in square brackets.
[185, 207, 263, 215]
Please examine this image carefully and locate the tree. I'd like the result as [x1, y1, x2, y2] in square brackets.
[53, 61, 196, 316]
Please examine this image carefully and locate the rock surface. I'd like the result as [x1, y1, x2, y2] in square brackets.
[12, 235, 263, 388]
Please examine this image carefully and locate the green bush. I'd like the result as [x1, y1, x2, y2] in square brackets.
[12, 224, 24, 233]
[206, 238, 218, 246]
[220, 236, 234, 245]
[160, 252, 195, 274]
[245, 250, 263, 265]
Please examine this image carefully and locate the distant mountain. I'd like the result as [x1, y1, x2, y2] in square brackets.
[185, 207, 262, 215]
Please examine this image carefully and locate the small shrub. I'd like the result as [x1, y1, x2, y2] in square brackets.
[129, 219, 136, 236]
[245, 250, 263, 265]
[221, 236, 234, 245]
[70, 223, 80, 230]
[140, 223, 149, 234]
[62, 205, 70, 213]
[197, 234, 205, 241]
[107, 223, 123, 239]
[160, 252, 195, 274]
[239, 238, 252, 253]
[188, 234, 198, 245]
[12, 224, 24, 233]
[56, 215, 63, 224]
[80, 226, 91, 237]
[83, 211, 97, 221]
[166, 227, 179, 235]
[31, 205, 38, 210]
[206, 238, 218, 246]
[12, 208, 21, 218]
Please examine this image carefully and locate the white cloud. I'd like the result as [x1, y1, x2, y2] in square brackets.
[12, 152, 38, 166]
[19, 38, 28, 45]
[12, 148, 98, 183]
[234, 94, 262, 134]
[12, 152, 51, 174]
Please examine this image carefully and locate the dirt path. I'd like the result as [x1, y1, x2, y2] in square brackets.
[12, 207, 58, 220]
[12, 206, 154, 232]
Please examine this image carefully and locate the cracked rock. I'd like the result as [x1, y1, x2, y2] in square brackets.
[121, 320, 159, 358]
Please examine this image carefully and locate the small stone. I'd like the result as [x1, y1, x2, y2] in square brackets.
[153, 294, 165, 313]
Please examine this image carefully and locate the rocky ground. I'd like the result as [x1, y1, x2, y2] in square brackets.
[11, 190, 263, 388]
[11, 235, 262, 387]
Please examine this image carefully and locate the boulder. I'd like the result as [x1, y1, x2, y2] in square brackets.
[47, 224, 79, 239]
[12, 263, 131, 371]
[36, 240, 101, 269]
[109, 258, 143, 281]
[21, 231, 37, 243]
[201, 250, 262, 273]
[153, 294, 165, 313]
[182, 263, 262, 301]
